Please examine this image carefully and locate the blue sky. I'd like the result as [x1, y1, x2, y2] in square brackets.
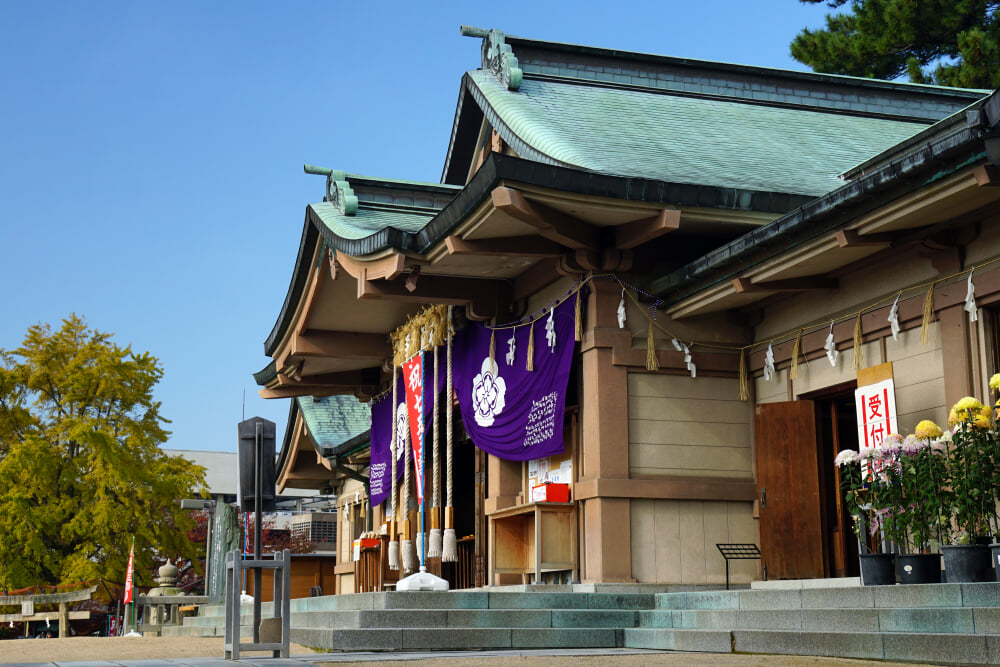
[0, 1, 836, 452]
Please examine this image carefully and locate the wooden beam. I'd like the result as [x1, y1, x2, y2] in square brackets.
[358, 272, 512, 321]
[491, 186, 599, 250]
[291, 331, 390, 360]
[276, 369, 379, 388]
[732, 276, 838, 293]
[444, 235, 564, 257]
[835, 229, 894, 248]
[0, 611, 89, 622]
[336, 250, 412, 281]
[614, 209, 681, 249]
[974, 164, 1000, 187]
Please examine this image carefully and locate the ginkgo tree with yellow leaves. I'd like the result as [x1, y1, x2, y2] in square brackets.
[0, 315, 206, 589]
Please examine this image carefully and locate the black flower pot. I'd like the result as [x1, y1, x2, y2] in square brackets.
[896, 553, 942, 584]
[859, 553, 896, 586]
[941, 544, 993, 583]
[989, 544, 1000, 582]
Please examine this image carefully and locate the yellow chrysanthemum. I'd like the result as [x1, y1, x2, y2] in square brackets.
[954, 396, 986, 413]
[914, 420, 943, 439]
[974, 406, 993, 429]
[949, 409, 961, 427]
[990, 373, 1000, 393]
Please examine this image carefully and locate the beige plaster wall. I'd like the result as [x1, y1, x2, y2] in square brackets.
[628, 373, 753, 478]
[630, 498, 756, 584]
[885, 322, 946, 433]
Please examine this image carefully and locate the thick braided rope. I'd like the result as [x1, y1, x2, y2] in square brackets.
[432, 346, 440, 509]
[402, 407, 411, 527]
[389, 365, 398, 522]
[446, 307, 454, 509]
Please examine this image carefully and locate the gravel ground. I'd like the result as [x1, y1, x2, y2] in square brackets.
[0, 637, 941, 666]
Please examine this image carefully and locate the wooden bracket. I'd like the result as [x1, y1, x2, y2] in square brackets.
[491, 186, 599, 250]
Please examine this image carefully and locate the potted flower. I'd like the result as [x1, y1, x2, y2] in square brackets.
[941, 397, 996, 582]
[836, 447, 895, 585]
[893, 423, 948, 583]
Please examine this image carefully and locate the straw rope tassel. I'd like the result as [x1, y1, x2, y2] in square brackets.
[443, 306, 457, 562]
[526, 322, 535, 372]
[387, 365, 400, 571]
[789, 329, 802, 380]
[574, 288, 583, 342]
[488, 329, 496, 366]
[921, 282, 936, 345]
[738, 348, 749, 401]
[428, 345, 442, 559]
[852, 312, 865, 371]
[646, 320, 659, 371]
[401, 411, 416, 572]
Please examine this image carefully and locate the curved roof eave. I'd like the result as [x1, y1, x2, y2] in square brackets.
[262, 152, 814, 358]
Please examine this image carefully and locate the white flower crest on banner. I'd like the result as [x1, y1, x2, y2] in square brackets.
[824, 321, 839, 367]
[887, 292, 901, 341]
[965, 268, 978, 323]
[763, 342, 775, 381]
[617, 290, 626, 329]
[545, 307, 557, 352]
[471, 357, 506, 427]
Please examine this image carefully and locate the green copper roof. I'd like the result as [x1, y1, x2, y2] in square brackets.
[309, 201, 434, 240]
[296, 395, 370, 449]
[467, 70, 927, 197]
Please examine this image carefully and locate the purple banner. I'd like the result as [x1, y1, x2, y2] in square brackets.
[368, 373, 405, 507]
[368, 356, 447, 507]
[453, 292, 577, 461]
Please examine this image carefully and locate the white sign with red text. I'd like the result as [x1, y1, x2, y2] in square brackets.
[855, 378, 897, 478]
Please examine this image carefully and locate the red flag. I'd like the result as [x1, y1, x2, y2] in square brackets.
[123, 541, 135, 604]
[402, 353, 425, 503]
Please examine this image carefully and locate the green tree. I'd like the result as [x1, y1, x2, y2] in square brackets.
[791, 0, 1000, 88]
[0, 315, 206, 589]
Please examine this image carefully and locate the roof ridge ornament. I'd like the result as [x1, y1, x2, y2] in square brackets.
[303, 163, 358, 215]
[460, 25, 522, 91]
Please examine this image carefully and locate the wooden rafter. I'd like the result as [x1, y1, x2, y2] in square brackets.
[444, 235, 564, 257]
[290, 330, 390, 360]
[614, 209, 681, 249]
[358, 271, 511, 320]
[491, 186, 599, 250]
[732, 277, 838, 293]
[835, 229, 894, 248]
[336, 250, 414, 281]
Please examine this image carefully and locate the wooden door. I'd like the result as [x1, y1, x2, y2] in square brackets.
[755, 401, 825, 580]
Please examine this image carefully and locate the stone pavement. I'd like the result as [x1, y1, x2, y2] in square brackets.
[0, 648, 940, 667]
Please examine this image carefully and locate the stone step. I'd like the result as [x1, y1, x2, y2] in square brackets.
[625, 628, 1000, 663]
[623, 628, 733, 652]
[291, 626, 622, 652]
[732, 629, 1000, 664]
[640, 606, 1000, 634]
[290, 608, 639, 629]
[656, 582, 1000, 611]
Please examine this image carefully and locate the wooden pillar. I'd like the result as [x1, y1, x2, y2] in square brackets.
[579, 278, 634, 582]
[940, 304, 974, 407]
[58, 602, 68, 638]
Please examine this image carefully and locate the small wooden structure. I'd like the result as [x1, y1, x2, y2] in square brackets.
[0, 586, 96, 638]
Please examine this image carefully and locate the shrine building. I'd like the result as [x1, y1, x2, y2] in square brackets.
[254, 26, 1000, 592]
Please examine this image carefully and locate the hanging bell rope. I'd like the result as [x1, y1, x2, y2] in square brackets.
[428, 344, 443, 559]
[646, 320, 659, 371]
[442, 306, 458, 562]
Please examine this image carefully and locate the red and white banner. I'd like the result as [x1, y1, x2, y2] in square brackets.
[123, 541, 135, 604]
[402, 352, 426, 503]
[855, 378, 897, 477]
